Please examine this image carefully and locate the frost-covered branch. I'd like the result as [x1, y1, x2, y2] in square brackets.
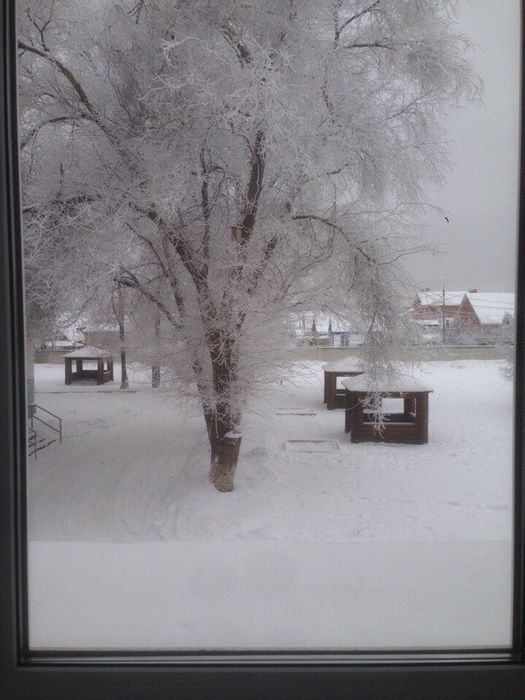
[336, 0, 381, 42]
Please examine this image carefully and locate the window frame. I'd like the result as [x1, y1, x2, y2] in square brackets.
[1, 1, 525, 697]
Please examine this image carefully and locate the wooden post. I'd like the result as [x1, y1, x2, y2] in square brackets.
[109, 358, 114, 381]
[97, 359, 104, 385]
[344, 390, 352, 433]
[323, 372, 328, 403]
[415, 393, 429, 443]
[65, 358, 72, 385]
[327, 372, 337, 410]
[404, 396, 417, 421]
[350, 392, 363, 443]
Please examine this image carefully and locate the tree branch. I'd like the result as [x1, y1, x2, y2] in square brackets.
[20, 115, 85, 150]
[18, 40, 138, 172]
[200, 146, 211, 276]
[18, 40, 98, 117]
[222, 22, 252, 65]
[131, 204, 218, 325]
[291, 213, 376, 264]
[342, 40, 394, 51]
[239, 129, 266, 243]
[244, 235, 279, 299]
[336, 0, 381, 41]
[117, 266, 179, 327]
[22, 193, 98, 216]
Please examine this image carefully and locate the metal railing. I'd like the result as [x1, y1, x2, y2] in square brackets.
[30, 403, 62, 443]
[28, 404, 62, 459]
[28, 427, 37, 459]
[28, 426, 57, 459]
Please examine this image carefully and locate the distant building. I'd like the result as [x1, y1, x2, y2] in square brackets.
[410, 289, 515, 345]
[290, 312, 364, 347]
[34, 319, 85, 363]
[411, 289, 474, 327]
[78, 323, 120, 350]
[455, 292, 515, 330]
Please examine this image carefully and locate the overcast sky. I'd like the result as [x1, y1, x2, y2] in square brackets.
[402, 0, 520, 293]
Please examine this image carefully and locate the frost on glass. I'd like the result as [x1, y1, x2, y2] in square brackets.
[19, 0, 517, 651]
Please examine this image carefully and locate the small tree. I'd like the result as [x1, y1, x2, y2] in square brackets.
[18, 0, 480, 490]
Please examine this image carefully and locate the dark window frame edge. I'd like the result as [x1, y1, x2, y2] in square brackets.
[2, 0, 525, 697]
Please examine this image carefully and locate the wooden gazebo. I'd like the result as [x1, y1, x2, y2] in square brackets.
[64, 346, 114, 385]
[322, 356, 364, 410]
[342, 374, 433, 444]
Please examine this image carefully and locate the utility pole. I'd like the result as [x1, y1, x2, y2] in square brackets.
[442, 282, 446, 345]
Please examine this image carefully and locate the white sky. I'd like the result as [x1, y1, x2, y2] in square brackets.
[403, 0, 521, 293]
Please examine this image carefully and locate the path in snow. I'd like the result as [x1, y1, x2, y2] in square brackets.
[28, 383, 207, 541]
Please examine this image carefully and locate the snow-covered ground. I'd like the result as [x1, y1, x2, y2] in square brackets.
[27, 360, 514, 650]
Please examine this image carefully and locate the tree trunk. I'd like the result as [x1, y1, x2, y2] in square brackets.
[151, 364, 160, 388]
[151, 313, 161, 388]
[206, 334, 241, 492]
[209, 428, 241, 493]
[120, 349, 129, 390]
[118, 284, 129, 390]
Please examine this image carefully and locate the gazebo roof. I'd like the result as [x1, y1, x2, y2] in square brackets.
[342, 373, 433, 393]
[322, 356, 363, 372]
[63, 345, 112, 359]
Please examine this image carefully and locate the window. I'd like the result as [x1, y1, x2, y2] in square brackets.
[2, 1, 525, 697]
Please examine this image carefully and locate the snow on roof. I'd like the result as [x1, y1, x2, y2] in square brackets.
[322, 356, 363, 372]
[47, 340, 83, 348]
[342, 374, 433, 393]
[463, 292, 515, 325]
[63, 345, 113, 358]
[416, 291, 467, 307]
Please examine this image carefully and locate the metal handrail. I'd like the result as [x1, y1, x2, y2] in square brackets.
[28, 427, 38, 460]
[30, 404, 62, 444]
[32, 415, 61, 442]
[33, 403, 62, 422]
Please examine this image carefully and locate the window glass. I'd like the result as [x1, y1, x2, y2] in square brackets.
[19, 0, 519, 653]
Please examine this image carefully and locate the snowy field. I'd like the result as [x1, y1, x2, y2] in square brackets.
[28, 360, 513, 650]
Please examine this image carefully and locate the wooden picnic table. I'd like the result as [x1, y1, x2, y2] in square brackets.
[322, 356, 364, 410]
[342, 374, 433, 444]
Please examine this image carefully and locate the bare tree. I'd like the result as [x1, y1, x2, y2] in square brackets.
[18, 0, 480, 490]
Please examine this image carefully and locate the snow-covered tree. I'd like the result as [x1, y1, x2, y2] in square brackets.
[21, 179, 105, 406]
[18, 0, 480, 490]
